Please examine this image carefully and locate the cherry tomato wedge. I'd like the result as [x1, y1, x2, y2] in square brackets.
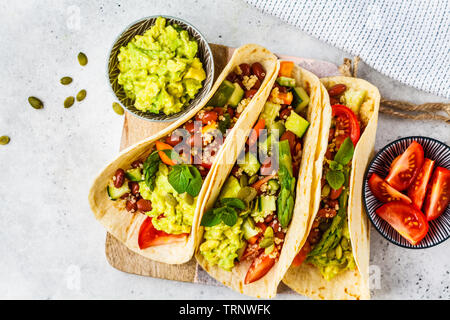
[368, 173, 412, 204]
[292, 241, 311, 267]
[155, 141, 176, 166]
[248, 119, 265, 146]
[329, 186, 343, 200]
[332, 105, 360, 146]
[280, 130, 297, 155]
[407, 158, 435, 210]
[423, 167, 450, 221]
[385, 141, 424, 191]
[279, 61, 294, 78]
[375, 201, 429, 245]
[244, 247, 278, 284]
[138, 217, 188, 249]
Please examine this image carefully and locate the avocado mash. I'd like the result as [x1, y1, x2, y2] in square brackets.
[139, 163, 196, 234]
[199, 218, 246, 271]
[118, 17, 206, 115]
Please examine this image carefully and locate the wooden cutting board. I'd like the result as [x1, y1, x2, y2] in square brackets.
[105, 43, 340, 283]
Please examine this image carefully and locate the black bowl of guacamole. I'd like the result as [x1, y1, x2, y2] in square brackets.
[108, 16, 214, 122]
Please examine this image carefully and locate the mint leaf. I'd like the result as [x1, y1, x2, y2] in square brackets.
[326, 170, 345, 190]
[200, 209, 221, 227]
[220, 198, 246, 210]
[186, 166, 202, 197]
[329, 160, 343, 171]
[334, 137, 354, 165]
[219, 207, 238, 227]
[168, 165, 190, 194]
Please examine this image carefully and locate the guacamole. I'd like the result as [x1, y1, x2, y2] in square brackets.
[199, 218, 246, 271]
[306, 220, 356, 281]
[139, 163, 196, 234]
[118, 17, 206, 115]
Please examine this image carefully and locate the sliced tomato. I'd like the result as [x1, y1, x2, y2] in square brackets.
[332, 104, 360, 146]
[291, 241, 311, 267]
[375, 201, 429, 245]
[385, 141, 424, 191]
[368, 173, 412, 204]
[138, 217, 188, 249]
[244, 247, 278, 284]
[423, 167, 450, 221]
[280, 130, 297, 154]
[407, 158, 435, 210]
[248, 119, 266, 146]
[279, 61, 294, 77]
[329, 186, 343, 200]
[155, 141, 177, 166]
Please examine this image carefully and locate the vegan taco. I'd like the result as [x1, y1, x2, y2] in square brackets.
[283, 76, 380, 300]
[88, 44, 278, 264]
[195, 61, 326, 298]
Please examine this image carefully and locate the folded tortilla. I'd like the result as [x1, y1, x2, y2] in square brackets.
[88, 44, 278, 264]
[195, 63, 326, 298]
[282, 76, 380, 300]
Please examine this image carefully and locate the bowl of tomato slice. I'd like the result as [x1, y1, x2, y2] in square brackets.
[363, 136, 450, 248]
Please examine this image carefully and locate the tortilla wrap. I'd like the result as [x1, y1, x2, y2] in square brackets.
[195, 63, 326, 298]
[88, 44, 278, 264]
[283, 76, 380, 300]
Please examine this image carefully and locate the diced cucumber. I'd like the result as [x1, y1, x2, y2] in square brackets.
[276, 76, 296, 87]
[125, 168, 143, 181]
[242, 217, 260, 240]
[267, 179, 280, 194]
[258, 134, 271, 156]
[268, 120, 286, 137]
[259, 195, 276, 212]
[293, 87, 310, 113]
[343, 89, 367, 115]
[260, 101, 281, 130]
[238, 152, 260, 177]
[285, 111, 310, 138]
[107, 182, 130, 200]
[227, 82, 245, 108]
[209, 80, 235, 107]
[219, 176, 241, 199]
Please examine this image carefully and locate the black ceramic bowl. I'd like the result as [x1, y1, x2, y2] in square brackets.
[363, 136, 450, 249]
[107, 16, 214, 122]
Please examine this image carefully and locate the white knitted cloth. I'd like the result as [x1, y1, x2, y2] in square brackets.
[245, 0, 450, 99]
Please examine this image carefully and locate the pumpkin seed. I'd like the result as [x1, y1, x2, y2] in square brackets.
[321, 184, 330, 197]
[0, 135, 10, 145]
[264, 244, 275, 255]
[248, 174, 258, 185]
[112, 102, 124, 115]
[237, 186, 257, 204]
[64, 96, 75, 108]
[60, 77, 73, 85]
[340, 237, 349, 250]
[264, 226, 274, 238]
[259, 237, 274, 249]
[28, 96, 44, 109]
[239, 174, 248, 187]
[165, 194, 178, 206]
[76, 89, 86, 101]
[335, 244, 343, 260]
[78, 52, 88, 66]
[184, 193, 194, 205]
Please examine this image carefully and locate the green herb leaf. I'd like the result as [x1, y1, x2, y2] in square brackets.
[220, 198, 246, 210]
[334, 137, 354, 165]
[200, 209, 222, 227]
[329, 160, 343, 171]
[162, 149, 183, 164]
[219, 206, 238, 227]
[186, 166, 202, 197]
[143, 151, 161, 191]
[168, 165, 191, 194]
[326, 170, 345, 190]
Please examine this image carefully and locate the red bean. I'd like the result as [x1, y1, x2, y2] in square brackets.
[113, 169, 125, 188]
[239, 63, 251, 76]
[251, 62, 266, 81]
[137, 199, 152, 212]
